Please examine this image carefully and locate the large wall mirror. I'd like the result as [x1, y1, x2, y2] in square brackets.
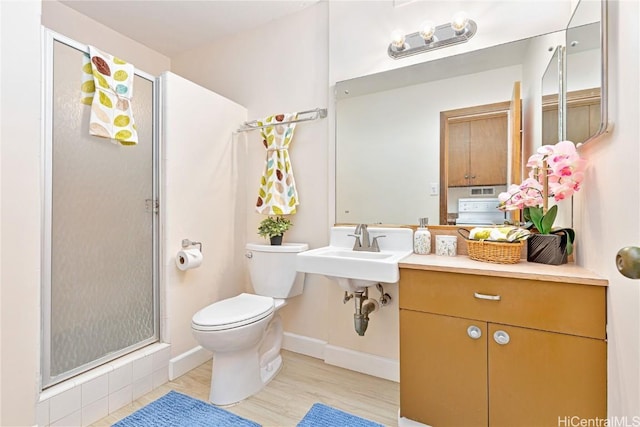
[336, 32, 562, 226]
[336, 0, 608, 226]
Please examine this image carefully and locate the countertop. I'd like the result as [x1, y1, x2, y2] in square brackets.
[399, 254, 608, 287]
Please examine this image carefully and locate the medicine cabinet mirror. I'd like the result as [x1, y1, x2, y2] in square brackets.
[564, 0, 608, 145]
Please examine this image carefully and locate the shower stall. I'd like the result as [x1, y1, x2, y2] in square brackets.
[41, 32, 160, 388]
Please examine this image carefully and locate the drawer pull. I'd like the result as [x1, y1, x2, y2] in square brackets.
[474, 292, 501, 301]
[467, 325, 482, 340]
[494, 330, 510, 345]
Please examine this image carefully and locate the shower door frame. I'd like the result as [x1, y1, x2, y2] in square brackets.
[41, 29, 161, 389]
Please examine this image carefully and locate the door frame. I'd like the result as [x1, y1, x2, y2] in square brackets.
[439, 101, 512, 225]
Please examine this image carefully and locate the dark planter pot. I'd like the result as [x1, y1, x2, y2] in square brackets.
[270, 235, 283, 246]
[527, 233, 568, 265]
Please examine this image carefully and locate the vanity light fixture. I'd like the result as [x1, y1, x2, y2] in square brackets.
[388, 12, 477, 59]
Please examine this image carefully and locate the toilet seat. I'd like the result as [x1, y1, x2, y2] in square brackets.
[192, 293, 274, 332]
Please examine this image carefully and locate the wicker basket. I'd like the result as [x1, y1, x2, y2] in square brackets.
[458, 229, 524, 264]
[465, 239, 524, 264]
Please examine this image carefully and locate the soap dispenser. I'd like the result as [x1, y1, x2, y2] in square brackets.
[414, 217, 431, 255]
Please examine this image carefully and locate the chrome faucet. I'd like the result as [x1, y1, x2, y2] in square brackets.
[350, 224, 385, 252]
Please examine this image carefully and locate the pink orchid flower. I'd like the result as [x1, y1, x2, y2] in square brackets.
[499, 140, 585, 218]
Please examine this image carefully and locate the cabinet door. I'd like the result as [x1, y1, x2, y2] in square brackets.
[488, 324, 607, 427]
[448, 121, 471, 187]
[469, 115, 507, 186]
[400, 309, 488, 426]
[447, 115, 507, 187]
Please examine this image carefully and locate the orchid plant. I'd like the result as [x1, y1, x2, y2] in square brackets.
[498, 140, 586, 254]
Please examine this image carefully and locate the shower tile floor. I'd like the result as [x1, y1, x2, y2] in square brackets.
[91, 350, 400, 426]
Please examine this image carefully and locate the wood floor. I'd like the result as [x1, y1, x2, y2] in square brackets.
[92, 350, 400, 426]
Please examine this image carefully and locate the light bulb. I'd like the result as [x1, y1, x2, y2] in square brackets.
[419, 20, 436, 41]
[451, 12, 469, 34]
[390, 29, 406, 50]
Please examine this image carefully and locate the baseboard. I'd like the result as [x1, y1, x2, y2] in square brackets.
[324, 344, 399, 382]
[282, 331, 327, 359]
[177, 333, 399, 383]
[169, 345, 212, 380]
[282, 331, 399, 382]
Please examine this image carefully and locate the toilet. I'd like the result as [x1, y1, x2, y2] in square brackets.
[191, 242, 308, 406]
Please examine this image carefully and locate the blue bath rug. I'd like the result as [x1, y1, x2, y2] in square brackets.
[297, 403, 385, 427]
[112, 390, 260, 427]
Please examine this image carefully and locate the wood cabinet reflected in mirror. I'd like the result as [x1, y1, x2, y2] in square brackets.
[543, 88, 601, 146]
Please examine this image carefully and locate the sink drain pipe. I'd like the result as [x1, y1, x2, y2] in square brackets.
[353, 288, 379, 336]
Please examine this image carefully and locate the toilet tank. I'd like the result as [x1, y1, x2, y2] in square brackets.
[246, 243, 308, 298]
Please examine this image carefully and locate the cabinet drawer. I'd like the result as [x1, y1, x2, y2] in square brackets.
[399, 269, 606, 339]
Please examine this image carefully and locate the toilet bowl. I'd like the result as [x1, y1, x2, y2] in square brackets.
[191, 242, 308, 406]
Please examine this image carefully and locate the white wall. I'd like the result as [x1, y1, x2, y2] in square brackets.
[0, 1, 42, 424]
[171, 2, 331, 344]
[41, 0, 170, 76]
[162, 72, 248, 358]
[329, 0, 572, 84]
[574, 0, 640, 417]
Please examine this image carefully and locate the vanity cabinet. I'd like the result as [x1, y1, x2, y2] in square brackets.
[399, 268, 607, 427]
[447, 114, 507, 187]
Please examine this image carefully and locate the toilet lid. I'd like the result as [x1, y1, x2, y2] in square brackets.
[192, 293, 274, 331]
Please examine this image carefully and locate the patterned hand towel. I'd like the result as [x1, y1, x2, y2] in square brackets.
[81, 46, 138, 145]
[255, 112, 300, 215]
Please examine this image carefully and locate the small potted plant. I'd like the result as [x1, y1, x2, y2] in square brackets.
[258, 216, 292, 245]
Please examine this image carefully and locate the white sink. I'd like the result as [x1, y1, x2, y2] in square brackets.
[296, 226, 413, 292]
[320, 250, 394, 260]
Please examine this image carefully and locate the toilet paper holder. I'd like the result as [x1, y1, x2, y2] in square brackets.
[182, 239, 203, 253]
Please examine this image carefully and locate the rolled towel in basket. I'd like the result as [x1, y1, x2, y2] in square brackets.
[469, 226, 531, 242]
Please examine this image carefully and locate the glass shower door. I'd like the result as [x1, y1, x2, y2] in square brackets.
[42, 36, 159, 388]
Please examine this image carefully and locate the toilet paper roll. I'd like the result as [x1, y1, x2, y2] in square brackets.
[176, 248, 203, 271]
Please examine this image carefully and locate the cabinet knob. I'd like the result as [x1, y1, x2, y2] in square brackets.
[493, 330, 510, 345]
[467, 325, 482, 339]
[471, 175, 476, 179]
[464, 174, 469, 179]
